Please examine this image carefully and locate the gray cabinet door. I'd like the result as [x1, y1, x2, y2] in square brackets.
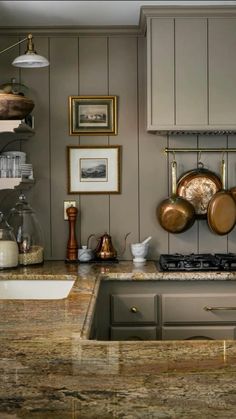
[111, 326, 158, 341]
[163, 294, 236, 323]
[111, 293, 158, 324]
[162, 326, 236, 340]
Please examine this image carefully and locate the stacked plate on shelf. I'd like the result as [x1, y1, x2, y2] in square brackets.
[20, 163, 33, 179]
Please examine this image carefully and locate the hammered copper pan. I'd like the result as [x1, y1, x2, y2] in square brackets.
[157, 161, 195, 234]
[207, 159, 236, 235]
[230, 186, 236, 202]
[176, 162, 222, 218]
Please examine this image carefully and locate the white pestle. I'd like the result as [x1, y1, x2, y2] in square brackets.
[140, 236, 152, 245]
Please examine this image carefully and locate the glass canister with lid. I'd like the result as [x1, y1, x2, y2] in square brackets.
[0, 212, 18, 268]
[8, 193, 44, 266]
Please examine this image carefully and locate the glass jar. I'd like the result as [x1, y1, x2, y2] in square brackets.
[8, 194, 44, 266]
[0, 212, 18, 269]
[0, 78, 29, 95]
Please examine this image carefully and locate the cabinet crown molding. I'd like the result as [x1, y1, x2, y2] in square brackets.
[140, 5, 236, 35]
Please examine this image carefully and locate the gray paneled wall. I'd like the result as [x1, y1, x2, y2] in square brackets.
[0, 33, 235, 260]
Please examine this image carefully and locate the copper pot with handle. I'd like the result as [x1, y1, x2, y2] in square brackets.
[207, 159, 236, 235]
[157, 160, 195, 234]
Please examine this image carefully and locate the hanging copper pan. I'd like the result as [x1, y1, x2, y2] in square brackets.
[157, 160, 195, 234]
[207, 159, 236, 235]
[230, 186, 236, 202]
[176, 162, 222, 218]
[229, 186, 236, 204]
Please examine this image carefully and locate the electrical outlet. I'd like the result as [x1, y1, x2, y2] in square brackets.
[64, 201, 77, 220]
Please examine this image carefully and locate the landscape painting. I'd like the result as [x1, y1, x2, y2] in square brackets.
[67, 145, 121, 194]
[69, 96, 117, 135]
[78, 105, 108, 127]
[80, 158, 108, 182]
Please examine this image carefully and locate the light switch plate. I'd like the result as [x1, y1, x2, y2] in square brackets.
[64, 201, 77, 220]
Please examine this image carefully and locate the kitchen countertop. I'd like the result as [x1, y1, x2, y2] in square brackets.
[1, 260, 236, 418]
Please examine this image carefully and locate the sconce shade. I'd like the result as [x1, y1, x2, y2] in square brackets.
[0, 33, 49, 69]
[12, 53, 49, 68]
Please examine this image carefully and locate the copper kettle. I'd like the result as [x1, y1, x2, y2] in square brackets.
[94, 232, 131, 260]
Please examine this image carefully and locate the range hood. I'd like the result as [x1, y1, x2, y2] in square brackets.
[142, 6, 236, 136]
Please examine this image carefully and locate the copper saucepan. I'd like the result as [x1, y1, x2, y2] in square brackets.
[157, 160, 195, 234]
[207, 159, 236, 235]
[176, 162, 222, 218]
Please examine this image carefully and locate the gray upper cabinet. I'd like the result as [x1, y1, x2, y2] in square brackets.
[143, 7, 236, 133]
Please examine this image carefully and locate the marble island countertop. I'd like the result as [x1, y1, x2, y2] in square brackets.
[1, 261, 236, 418]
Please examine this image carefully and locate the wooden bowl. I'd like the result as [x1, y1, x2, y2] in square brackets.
[0, 93, 34, 119]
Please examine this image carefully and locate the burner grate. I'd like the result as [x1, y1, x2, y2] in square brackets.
[216, 253, 236, 271]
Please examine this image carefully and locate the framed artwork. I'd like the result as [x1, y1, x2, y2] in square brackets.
[69, 95, 117, 135]
[67, 146, 121, 194]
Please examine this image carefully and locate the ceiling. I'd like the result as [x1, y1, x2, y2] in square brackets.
[0, 0, 236, 27]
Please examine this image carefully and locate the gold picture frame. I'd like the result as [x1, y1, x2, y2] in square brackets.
[67, 146, 121, 194]
[69, 95, 117, 135]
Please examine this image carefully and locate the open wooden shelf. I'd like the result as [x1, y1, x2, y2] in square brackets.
[0, 120, 35, 139]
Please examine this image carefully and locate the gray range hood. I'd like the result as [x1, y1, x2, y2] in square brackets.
[142, 6, 236, 136]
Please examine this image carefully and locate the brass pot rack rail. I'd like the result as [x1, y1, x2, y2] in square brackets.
[164, 147, 236, 153]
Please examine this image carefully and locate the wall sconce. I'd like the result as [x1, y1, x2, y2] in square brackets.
[0, 34, 49, 68]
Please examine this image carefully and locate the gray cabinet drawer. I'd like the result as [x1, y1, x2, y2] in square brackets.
[163, 294, 236, 324]
[162, 326, 236, 340]
[111, 326, 158, 341]
[111, 294, 158, 324]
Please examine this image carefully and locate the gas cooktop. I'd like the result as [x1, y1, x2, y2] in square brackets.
[159, 253, 236, 272]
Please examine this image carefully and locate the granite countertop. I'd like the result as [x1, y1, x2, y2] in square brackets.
[1, 261, 236, 418]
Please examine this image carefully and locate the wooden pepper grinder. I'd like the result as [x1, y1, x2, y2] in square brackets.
[66, 206, 78, 262]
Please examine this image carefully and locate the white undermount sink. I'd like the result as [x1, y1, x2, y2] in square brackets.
[0, 279, 75, 300]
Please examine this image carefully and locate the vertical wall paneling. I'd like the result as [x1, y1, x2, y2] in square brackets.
[20, 38, 51, 258]
[78, 37, 109, 247]
[1, 29, 235, 261]
[175, 18, 207, 125]
[198, 135, 228, 253]
[168, 135, 198, 254]
[138, 37, 168, 258]
[109, 36, 139, 259]
[0, 36, 19, 86]
[50, 37, 78, 259]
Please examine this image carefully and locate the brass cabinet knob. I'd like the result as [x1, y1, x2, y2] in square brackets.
[130, 306, 138, 313]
